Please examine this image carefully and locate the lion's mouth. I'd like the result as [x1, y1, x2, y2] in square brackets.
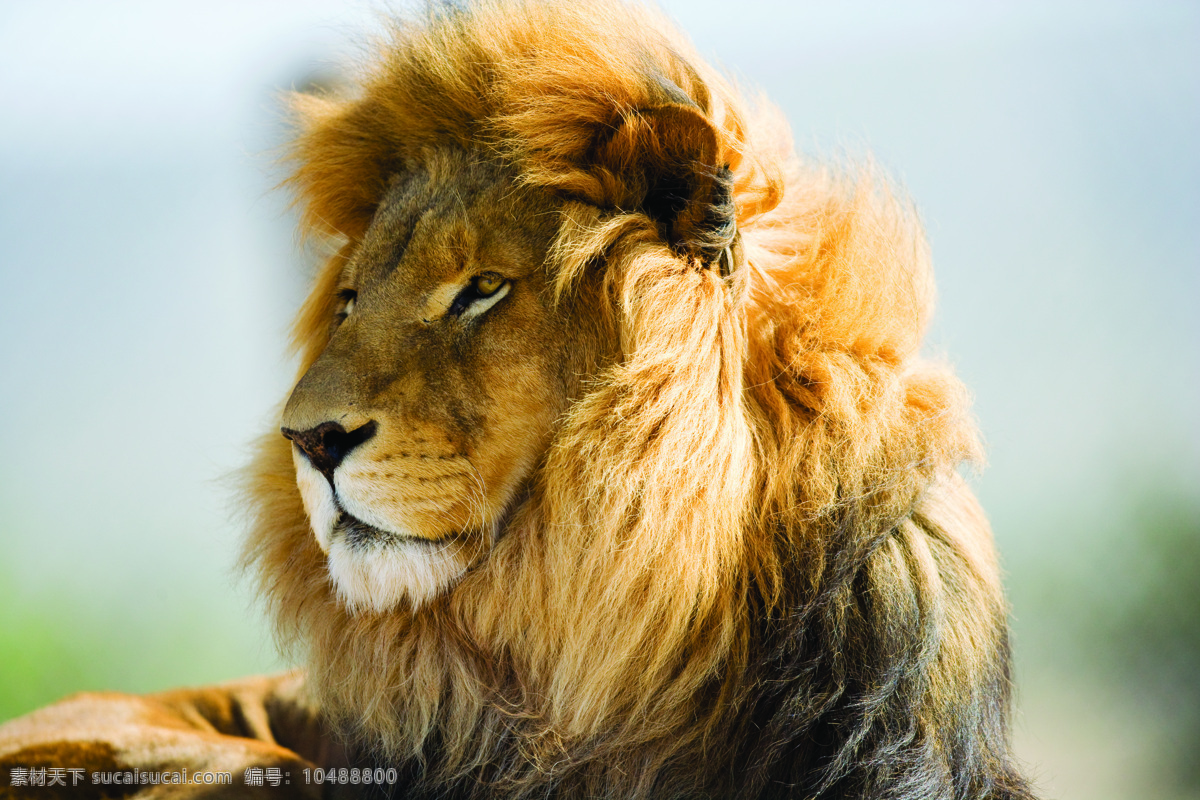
[332, 510, 452, 549]
[324, 505, 474, 613]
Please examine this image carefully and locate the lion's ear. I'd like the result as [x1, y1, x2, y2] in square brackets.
[594, 97, 736, 269]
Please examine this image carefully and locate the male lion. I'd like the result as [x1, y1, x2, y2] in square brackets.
[0, 2, 1036, 798]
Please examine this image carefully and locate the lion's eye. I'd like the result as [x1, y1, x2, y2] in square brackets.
[474, 273, 504, 296]
[448, 273, 510, 319]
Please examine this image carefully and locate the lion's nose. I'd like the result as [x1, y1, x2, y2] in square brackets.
[281, 420, 377, 480]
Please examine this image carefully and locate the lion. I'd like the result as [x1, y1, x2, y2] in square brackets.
[0, 2, 1036, 798]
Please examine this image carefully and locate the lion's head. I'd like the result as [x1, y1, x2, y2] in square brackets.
[243, 2, 1032, 797]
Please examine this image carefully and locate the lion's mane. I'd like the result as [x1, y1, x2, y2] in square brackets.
[242, 2, 1034, 798]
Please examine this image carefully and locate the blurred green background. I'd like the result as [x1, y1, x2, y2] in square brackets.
[1, 2, 1196, 798]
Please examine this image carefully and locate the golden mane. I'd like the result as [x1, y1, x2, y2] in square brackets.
[242, 2, 1033, 797]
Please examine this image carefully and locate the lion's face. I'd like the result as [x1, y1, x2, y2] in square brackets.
[281, 151, 593, 613]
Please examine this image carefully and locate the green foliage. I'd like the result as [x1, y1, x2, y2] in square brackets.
[1093, 493, 1200, 787]
[0, 567, 284, 723]
[0, 584, 121, 721]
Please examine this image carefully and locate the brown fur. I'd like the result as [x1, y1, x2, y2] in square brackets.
[241, 2, 1035, 797]
[0, 675, 326, 799]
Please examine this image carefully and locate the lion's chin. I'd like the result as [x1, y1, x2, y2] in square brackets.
[291, 447, 474, 612]
[326, 522, 470, 613]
